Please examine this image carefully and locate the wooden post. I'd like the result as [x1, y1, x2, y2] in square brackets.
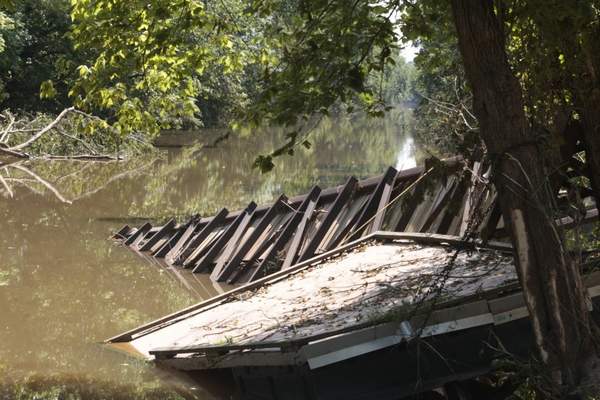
[247, 186, 322, 282]
[172, 208, 229, 266]
[139, 219, 177, 252]
[298, 176, 358, 262]
[194, 202, 257, 275]
[215, 195, 288, 282]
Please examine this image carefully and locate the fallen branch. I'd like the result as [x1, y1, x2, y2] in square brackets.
[9, 107, 75, 151]
[43, 154, 123, 161]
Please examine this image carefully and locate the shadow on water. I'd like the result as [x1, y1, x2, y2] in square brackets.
[0, 112, 419, 399]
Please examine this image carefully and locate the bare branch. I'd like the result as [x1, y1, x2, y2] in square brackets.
[8, 107, 75, 151]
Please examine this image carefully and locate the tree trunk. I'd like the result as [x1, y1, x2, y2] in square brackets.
[577, 30, 600, 209]
[450, 0, 597, 393]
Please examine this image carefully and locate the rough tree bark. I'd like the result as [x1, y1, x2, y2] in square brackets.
[577, 29, 600, 209]
[450, 0, 597, 394]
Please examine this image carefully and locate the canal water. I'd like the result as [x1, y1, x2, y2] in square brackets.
[0, 114, 419, 398]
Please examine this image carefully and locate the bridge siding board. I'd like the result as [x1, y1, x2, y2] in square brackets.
[348, 166, 397, 241]
[124, 222, 152, 247]
[173, 208, 229, 266]
[282, 193, 322, 270]
[216, 195, 287, 282]
[164, 218, 202, 262]
[194, 202, 257, 275]
[298, 177, 358, 263]
[139, 219, 177, 252]
[209, 203, 258, 280]
[249, 186, 322, 282]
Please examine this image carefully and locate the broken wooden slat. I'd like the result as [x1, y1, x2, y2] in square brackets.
[215, 195, 288, 282]
[394, 178, 423, 232]
[297, 176, 358, 262]
[323, 194, 370, 251]
[479, 195, 502, 242]
[370, 172, 395, 233]
[246, 186, 322, 282]
[112, 225, 131, 240]
[172, 208, 229, 266]
[181, 227, 226, 268]
[153, 222, 189, 258]
[282, 189, 322, 270]
[139, 219, 177, 252]
[348, 166, 397, 241]
[164, 217, 202, 263]
[194, 202, 257, 275]
[124, 222, 152, 247]
[459, 161, 481, 236]
[417, 178, 457, 233]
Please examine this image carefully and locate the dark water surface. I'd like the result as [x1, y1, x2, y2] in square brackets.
[0, 115, 418, 396]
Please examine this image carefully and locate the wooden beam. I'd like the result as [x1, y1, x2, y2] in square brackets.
[139, 219, 177, 252]
[124, 222, 152, 247]
[193, 202, 257, 275]
[246, 186, 322, 282]
[323, 195, 370, 251]
[297, 176, 358, 262]
[172, 208, 229, 266]
[153, 222, 189, 258]
[394, 178, 423, 232]
[370, 174, 395, 233]
[459, 161, 481, 236]
[418, 179, 457, 233]
[112, 225, 131, 240]
[282, 190, 322, 270]
[164, 217, 202, 263]
[215, 195, 288, 282]
[348, 166, 397, 241]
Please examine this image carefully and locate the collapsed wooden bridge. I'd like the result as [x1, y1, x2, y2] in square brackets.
[113, 159, 596, 285]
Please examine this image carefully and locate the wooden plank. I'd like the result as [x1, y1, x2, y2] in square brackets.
[393, 179, 423, 232]
[281, 190, 322, 270]
[348, 166, 397, 241]
[323, 194, 370, 251]
[153, 222, 189, 258]
[112, 225, 131, 240]
[479, 196, 502, 242]
[172, 208, 229, 266]
[181, 227, 225, 268]
[370, 174, 395, 233]
[460, 161, 481, 236]
[418, 179, 457, 233]
[215, 195, 288, 282]
[164, 217, 202, 263]
[193, 202, 257, 275]
[247, 186, 322, 282]
[139, 219, 177, 252]
[297, 176, 358, 262]
[124, 222, 152, 247]
[209, 208, 256, 281]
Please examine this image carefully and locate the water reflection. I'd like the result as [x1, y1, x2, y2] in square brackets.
[0, 112, 417, 394]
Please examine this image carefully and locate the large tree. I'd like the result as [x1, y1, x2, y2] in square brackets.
[450, 0, 597, 394]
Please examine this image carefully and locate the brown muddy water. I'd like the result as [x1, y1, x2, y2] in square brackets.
[0, 115, 419, 399]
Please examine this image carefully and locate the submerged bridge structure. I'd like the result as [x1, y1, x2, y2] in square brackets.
[114, 159, 509, 285]
[109, 160, 599, 399]
[114, 159, 596, 286]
